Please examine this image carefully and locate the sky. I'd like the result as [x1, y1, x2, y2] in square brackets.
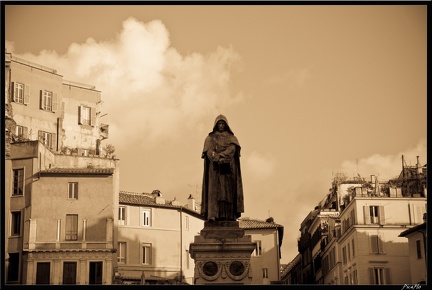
[4, 4, 427, 264]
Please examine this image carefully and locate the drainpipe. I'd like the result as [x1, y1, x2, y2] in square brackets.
[180, 207, 183, 283]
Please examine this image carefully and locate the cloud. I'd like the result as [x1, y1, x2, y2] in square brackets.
[7, 17, 244, 147]
[337, 138, 427, 181]
[264, 67, 312, 88]
[243, 150, 275, 180]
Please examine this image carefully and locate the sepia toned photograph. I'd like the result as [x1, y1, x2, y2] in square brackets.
[3, 3, 427, 286]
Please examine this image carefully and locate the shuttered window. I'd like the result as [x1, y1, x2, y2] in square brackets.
[369, 267, 390, 284]
[370, 235, 383, 254]
[79, 105, 96, 126]
[119, 206, 126, 225]
[364, 205, 385, 224]
[38, 130, 56, 150]
[12, 168, 24, 196]
[36, 262, 51, 284]
[62, 262, 77, 284]
[65, 214, 78, 241]
[142, 243, 152, 265]
[68, 182, 78, 199]
[40, 90, 57, 112]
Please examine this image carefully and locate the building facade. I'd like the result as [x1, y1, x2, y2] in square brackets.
[284, 159, 427, 285]
[239, 218, 284, 284]
[115, 191, 204, 285]
[399, 222, 427, 284]
[5, 52, 118, 285]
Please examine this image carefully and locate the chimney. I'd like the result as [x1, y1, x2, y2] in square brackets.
[187, 194, 196, 211]
[416, 156, 422, 174]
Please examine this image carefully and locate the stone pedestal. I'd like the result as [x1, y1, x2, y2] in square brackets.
[189, 221, 256, 285]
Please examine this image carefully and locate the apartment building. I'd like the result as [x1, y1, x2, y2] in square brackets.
[399, 222, 427, 284]
[5, 52, 118, 285]
[284, 158, 427, 285]
[115, 191, 204, 285]
[239, 217, 284, 284]
[334, 193, 426, 284]
[5, 52, 109, 155]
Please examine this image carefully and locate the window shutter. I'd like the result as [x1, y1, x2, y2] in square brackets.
[379, 206, 385, 225]
[74, 183, 78, 199]
[23, 126, 28, 139]
[38, 130, 44, 143]
[369, 268, 375, 284]
[371, 235, 378, 253]
[364, 206, 371, 224]
[40, 90, 45, 110]
[12, 82, 17, 102]
[24, 84, 30, 104]
[385, 268, 391, 284]
[52, 93, 58, 112]
[51, 133, 57, 150]
[378, 235, 383, 253]
[90, 107, 96, 126]
[78, 106, 83, 124]
[415, 205, 423, 224]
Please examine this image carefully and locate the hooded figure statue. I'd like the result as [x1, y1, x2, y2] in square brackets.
[201, 114, 244, 221]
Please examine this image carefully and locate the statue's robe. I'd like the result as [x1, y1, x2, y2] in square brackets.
[201, 115, 244, 221]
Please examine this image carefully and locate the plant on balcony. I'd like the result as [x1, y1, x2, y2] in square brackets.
[103, 144, 116, 158]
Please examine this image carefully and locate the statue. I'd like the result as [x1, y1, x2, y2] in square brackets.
[201, 114, 244, 221]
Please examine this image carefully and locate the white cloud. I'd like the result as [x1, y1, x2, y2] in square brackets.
[337, 138, 427, 181]
[8, 17, 244, 147]
[243, 151, 275, 180]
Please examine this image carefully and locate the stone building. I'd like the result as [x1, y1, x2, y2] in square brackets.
[5, 52, 118, 285]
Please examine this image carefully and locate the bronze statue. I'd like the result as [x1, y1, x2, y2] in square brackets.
[201, 114, 244, 221]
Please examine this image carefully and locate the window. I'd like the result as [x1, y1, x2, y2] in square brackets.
[254, 240, 262, 256]
[40, 90, 57, 112]
[347, 243, 351, 260]
[13, 82, 29, 104]
[36, 262, 51, 284]
[12, 168, 24, 196]
[142, 243, 152, 265]
[80, 106, 91, 125]
[11, 211, 21, 236]
[89, 262, 103, 284]
[63, 262, 77, 284]
[352, 239, 356, 257]
[370, 235, 383, 254]
[352, 269, 358, 285]
[364, 205, 385, 225]
[14, 82, 25, 103]
[262, 268, 268, 279]
[416, 240, 422, 259]
[329, 247, 335, 269]
[344, 274, 349, 284]
[142, 209, 151, 227]
[370, 206, 379, 224]
[15, 125, 28, 139]
[65, 214, 78, 241]
[7, 253, 19, 282]
[119, 206, 126, 225]
[38, 130, 56, 150]
[369, 267, 390, 284]
[185, 216, 189, 230]
[79, 106, 95, 126]
[68, 182, 78, 199]
[342, 246, 347, 264]
[118, 242, 127, 263]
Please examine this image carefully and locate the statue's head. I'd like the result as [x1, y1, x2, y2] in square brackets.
[212, 114, 233, 134]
